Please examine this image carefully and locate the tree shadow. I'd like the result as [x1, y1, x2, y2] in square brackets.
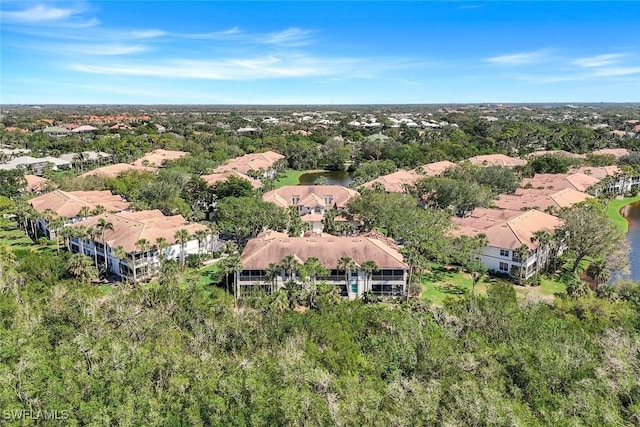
[435, 283, 469, 295]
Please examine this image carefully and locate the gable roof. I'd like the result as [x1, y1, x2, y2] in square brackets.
[361, 161, 455, 193]
[79, 163, 156, 178]
[571, 165, 620, 180]
[467, 154, 526, 168]
[212, 151, 284, 175]
[494, 187, 592, 211]
[452, 208, 563, 250]
[29, 190, 130, 218]
[591, 148, 629, 158]
[241, 230, 408, 270]
[521, 172, 600, 193]
[71, 210, 209, 253]
[24, 175, 54, 192]
[71, 125, 98, 133]
[262, 185, 359, 209]
[200, 170, 261, 188]
[132, 149, 188, 167]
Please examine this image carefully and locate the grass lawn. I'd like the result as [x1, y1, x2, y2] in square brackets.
[199, 261, 222, 286]
[0, 218, 56, 253]
[274, 170, 306, 188]
[421, 263, 568, 306]
[607, 195, 640, 232]
[421, 264, 481, 305]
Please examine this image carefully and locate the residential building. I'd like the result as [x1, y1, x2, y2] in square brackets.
[237, 230, 409, 298]
[70, 125, 99, 133]
[521, 172, 601, 193]
[79, 163, 156, 178]
[69, 210, 212, 280]
[452, 208, 563, 279]
[200, 170, 262, 189]
[0, 148, 31, 160]
[493, 187, 592, 213]
[571, 166, 640, 194]
[42, 126, 71, 137]
[58, 151, 114, 167]
[361, 160, 455, 193]
[132, 149, 188, 168]
[212, 151, 285, 179]
[29, 190, 130, 237]
[467, 154, 526, 168]
[262, 185, 359, 233]
[0, 156, 72, 176]
[24, 175, 54, 193]
[591, 148, 630, 158]
[236, 127, 263, 137]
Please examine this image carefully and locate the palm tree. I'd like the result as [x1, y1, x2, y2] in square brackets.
[155, 237, 169, 272]
[515, 244, 531, 284]
[174, 229, 191, 268]
[88, 227, 99, 268]
[135, 238, 151, 278]
[91, 204, 106, 216]
[60, 226, 74, 252]
[221, 254, 243, 297]
[531, 230, 552, 273]
[360, 260, 379, 294]
[73, 225, 89, 255]
[302, 257, 329, 288]
[42, 208, 57, 238]
[228, 254, 243, 299]
[113, 245, 130, 281]
[586, 258, 611, 286]
[78, 206, 91, 219]
[194, 229, 208, 257]
[67, 254, 98, 285]
[265, 263, 281, 295]
[221, 241, 238, 256]
[96, 218, 114, 273]
[280, 254, 300, 283]
[49, 218, 65, 254]
[207, 225, 218, 256]
[337, 256, 358, 296]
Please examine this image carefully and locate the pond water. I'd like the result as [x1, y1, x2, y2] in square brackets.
[298, 171, 354, 186]
[621, 202, 640, 281]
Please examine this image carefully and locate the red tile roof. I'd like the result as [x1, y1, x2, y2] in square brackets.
[241, 230, 408, 270]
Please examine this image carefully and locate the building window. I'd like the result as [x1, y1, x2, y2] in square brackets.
[499, 262, 509, 272]
[324, 196, 333, 206]
[500, 249, 510, 257]
[291, 196, 300, 205]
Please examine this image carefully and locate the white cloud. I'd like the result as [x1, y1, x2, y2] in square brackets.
[262, 28, 315, 46]
[593, 67, 640, 77]
[63, 43, 148, 56]
[130, 29, 166, 39]
[1, 4, 75, 23]
[486, 49, 550, 66]
[573, 53, 628, 68]
[70, 54, 362, 80]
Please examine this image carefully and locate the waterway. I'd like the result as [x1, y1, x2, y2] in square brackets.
[298, 171, 354, 186]
[622, 202, 640, 281]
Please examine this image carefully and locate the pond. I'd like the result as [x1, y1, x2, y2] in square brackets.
[298, 170, 354, 186]
[621, 202, 640, 281]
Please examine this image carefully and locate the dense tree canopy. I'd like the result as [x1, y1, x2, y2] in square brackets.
[558, 200, 627, 273]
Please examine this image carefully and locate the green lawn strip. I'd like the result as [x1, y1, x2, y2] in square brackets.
[274, 170, 306, 188]
[422, 262, 569, 305]
[199, 261, 222, 286]
[0, 219, 56, 252]
[607, 195, 640, 233]
[421, 263, 478, 305]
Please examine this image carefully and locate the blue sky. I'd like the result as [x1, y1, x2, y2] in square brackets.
[1, 1, 639, 104]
